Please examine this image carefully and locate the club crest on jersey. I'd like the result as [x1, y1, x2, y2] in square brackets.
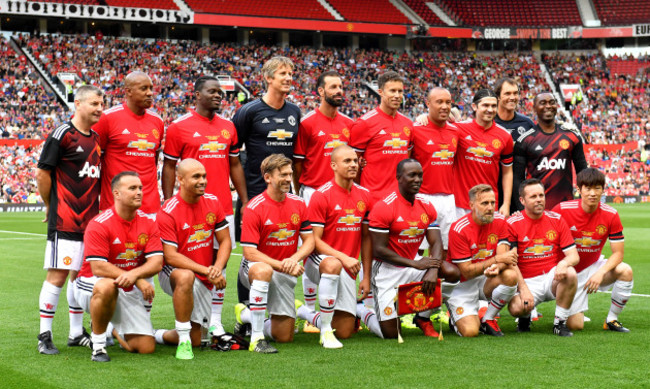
[559, 139, 570, 150]
[342, 128, 350, 137]
[288, 115, 296, 126]
[338, 213, 362, 226]
[152, 129, 160, 139]
[595, 224, 607, 235]
[575, 236, 601, 247]
[206, 213, 216, 224]
[200, 141, 227, 153]
[420, 213, 429, 225]
[138, 233, 148, 246]
[188, 229, 212, 243]
[403, 127, 411, 136]
[268, 228, 295, 241]
[432, 149, 454, 160]
[384, 138, 407, 149]
[492, 139, 502, 149]
[290, 213, 300, 225]
[472, 248, 493, 261]
[546, 230, 557, 241]
[524, 244, 553, 255]
[221, 130, 231, 139]
[466, 145, 493, 158]
[487, 233, 498, 245]
[268, 129, 293, 140]
[357, 201, 366, 213]
[127, 139, 156, 151]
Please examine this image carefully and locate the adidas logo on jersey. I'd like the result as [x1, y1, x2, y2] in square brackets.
[396, 216, 404, 222]
[535, 145, 543, 151]
[262, 118, 270, 124]
[570, 226, 577, 231]
[122, 129, 130, 135]
[112, 237, 121, 244]
[334, 204, 342, 210]
[318, 131, 326, 136]
[193, 132, 201, 137]
[379, 130, 386, 135]
[265, 219, 274, 225]
[470, 243, 477, 249]
[465, 135, 472, 140]
[76, 146, 84, 153]
[427, 140, 434, 145]
[523, 236, 530, 242]
[183, 223, 190, 230]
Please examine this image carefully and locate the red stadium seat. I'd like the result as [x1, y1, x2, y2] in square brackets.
[592, 0, 650, 25]
[185, 0, 335, 20]
[327, 0, 411, 24]
[402, 0, 446, 25]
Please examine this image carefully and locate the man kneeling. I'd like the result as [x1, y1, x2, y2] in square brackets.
[74, 171, 163, 361]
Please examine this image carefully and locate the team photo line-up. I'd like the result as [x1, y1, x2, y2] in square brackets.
[36, 55, 634, 362]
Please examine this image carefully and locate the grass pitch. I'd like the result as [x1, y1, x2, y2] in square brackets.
[0, 204, 649, 388]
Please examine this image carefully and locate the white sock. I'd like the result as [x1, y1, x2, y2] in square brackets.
[302, 276, 318, 312]
[39, 281, 62, 335]
[297, 305, 321, 328]
[67, 280, 84, 338]
[263, 318, 274, 341]
[318, 273, 339, 331]
[91, 332, 106, 352]
[554, 306, 570, 324]
[607, 280, 633, 322]
[210, 286, 226, 336]
[240, 307, 252, 324]
[175, 320, 192, 344]
[153, 329, 166, 344]
[250, 280, 269, 342]
[106, 322, 114, 340]
[484, 284, 517, 322]
[357, 303, 383, 339]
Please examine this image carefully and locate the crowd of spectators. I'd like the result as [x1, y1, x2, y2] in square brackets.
[0, 144, 41, 203]
[586, 147, 649, 196]
[1, 34, 648, 202]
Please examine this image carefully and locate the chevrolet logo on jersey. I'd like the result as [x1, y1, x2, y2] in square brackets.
[269, 228, 295, 241]
[338, 213, 362, 226]
[268, 129, 293, 140]
[524, 244, 553, 255]
[575, 236, 601, 247]
[467, 146, 493, 158]
[324, 139, 347, 149]
[432, 149, 455, 160]
[127, 139, 156, 151]
[199, 142, 227, 153]
[116, 249, 141, 261]
[383, 138, 407, 149]
[472, 248, 493, 261]
[399, 227, 424, 238]
[188, 229, 212, 243]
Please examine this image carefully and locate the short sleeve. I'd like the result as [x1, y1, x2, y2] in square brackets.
[557, 217, 576, 252]
[447, 225, 471, 263]
[228, 123, 240, 156]
[307, 191, 327, 227]
[240, 204, 261, 247]
[349, 118, 371, 153]
[163, 122, 182, 160]
[293, 121, 309, 159]
[368, 201, 390, 233]
[500, 135, 514, 166]
[83, 221, 109, 261]
[37, 135, 61, 170]
[609, 213, 624, 242]
[157, 211, 179, 248]
[144, 222, 163, 257]
[93, 113, 110, 150]
[299, 201, 312, 233]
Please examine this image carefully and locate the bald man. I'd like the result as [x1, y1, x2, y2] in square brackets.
[155, 159, 232, 360]
[93, 71, 165, 215]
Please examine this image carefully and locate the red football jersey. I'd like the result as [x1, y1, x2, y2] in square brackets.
[349, 108, 413, 201]
[452, 119, 514, 209]
[163, 110, 239, 215]
[158, 193, 228, 289]
[294, 109, 354, 188]
[411, 121, 458, 195]
[368, 192, 438, 266]
[93, 103, 164, 213]
[308, 180, 372, 272]
[448, 213, 510, 282]
[241, 191, 312, 261]
[506, 211, 576, 279]
[79, 207, 163, 283]
[552, 200, 624, 273]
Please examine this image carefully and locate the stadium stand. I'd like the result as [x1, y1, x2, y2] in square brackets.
[437, 0, 582, 27]
[402, 0, 445, 25]
[592, 0, 650, 26]
[0, 144, 42, 204]
[184, 0, 335, 20]
[608, 58, 650, 76]
[327, 0, 410, 24]
[105, 0, 179, 10]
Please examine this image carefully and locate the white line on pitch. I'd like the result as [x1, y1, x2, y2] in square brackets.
[600, 290, 650, 298]
[0, 230, 46, 237]
[0, 237, 43, 240]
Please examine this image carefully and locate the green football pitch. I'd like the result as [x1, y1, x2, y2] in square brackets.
[0, 205, 648, 388]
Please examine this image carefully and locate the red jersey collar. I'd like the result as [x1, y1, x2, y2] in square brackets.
[473, 119, 495, 131]
[121, 102, 148, 120]
[190, 109, 218, 124]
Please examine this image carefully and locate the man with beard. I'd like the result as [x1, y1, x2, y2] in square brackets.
[513, 92, 587, 211]
[293, 71, 354, 326]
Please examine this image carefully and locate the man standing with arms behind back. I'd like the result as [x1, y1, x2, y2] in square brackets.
[36, 85, 104, 354]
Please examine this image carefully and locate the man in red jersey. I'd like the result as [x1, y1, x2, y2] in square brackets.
[349, 71, 413, 204]
[162, 76, 247, 337]
[446, 184, 518, 337]
[552, 168, 633, 332]
[507, 179, 579, 336]
[293, 70, 354, 328]
[93, 71, 164, 215]
[295, 145, 371, 348]
[411, 87, 459, 256]
[235, 154, 314, 353]
[452, 89, 514, 218]
[36, 85, 104, 355]
[363, 159, 460, 339]
[155, 159, 232, 360]
[73, 171, 163, 362]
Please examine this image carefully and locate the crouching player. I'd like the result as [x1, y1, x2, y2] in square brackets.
[359, 159, 460, 339]
[296, 145, 372, 348]
[553, 168, 633, 332]
[74, 171, 163, 362]
[155, 159, 232, 360]
[235, 154, 314, 353]
[446, 184, 519, 337]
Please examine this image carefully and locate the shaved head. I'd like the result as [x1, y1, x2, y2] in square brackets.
[427, 87, 450, 100]
[331, 144, 355, 162]
[177, 158, 204, 178]
[124, 71, 151, 88]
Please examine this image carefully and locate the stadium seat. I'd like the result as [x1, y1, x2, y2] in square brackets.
[592, 0, 650, 25]
[184, 0, 335, 20]
[327, 0, 411, 24]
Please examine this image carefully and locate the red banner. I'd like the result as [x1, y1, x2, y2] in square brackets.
[396, 280, 441, 316]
